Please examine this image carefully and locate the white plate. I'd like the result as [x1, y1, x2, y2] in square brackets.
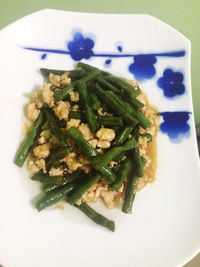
[0, 9, 200, 267]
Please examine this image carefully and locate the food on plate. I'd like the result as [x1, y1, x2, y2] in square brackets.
[14, 62, 159, 231]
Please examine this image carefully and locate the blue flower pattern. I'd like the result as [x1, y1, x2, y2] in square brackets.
[160, 112, 190, 142]
[157, 69, 185, 97]
[67, 33, 94, 61]
[129, 55, 157, 81]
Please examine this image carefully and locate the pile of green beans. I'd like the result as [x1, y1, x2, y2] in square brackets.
[14, 62, 154, 232]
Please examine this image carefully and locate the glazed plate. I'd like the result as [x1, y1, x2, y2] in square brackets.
[0, 9, 200, 267]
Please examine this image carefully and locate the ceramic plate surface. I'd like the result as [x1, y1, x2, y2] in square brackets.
[0, 9, 200, 267]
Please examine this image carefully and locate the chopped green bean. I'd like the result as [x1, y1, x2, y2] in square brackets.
[14, 110, 45, 167]
[46, 145, 74, 170]
[97, 116, 123, 128]
[43, 171, 85, 193]
[40, 68, 86, 78]
[77, 80, 98, 133]
[74, 202, 115, 232]
[109, 158, 133, 190]
[66, 127, 116, 183]
[89, 92, 101, 110]
[36, 183, 74, 211]
[68, 172, 101, 205]
[54, 69, 100, 100]
[43, 107, 67, 144]
[66, 126, 98, 159]
[112, 126, 133, 146]
[68, 110, 85, 120]
[93, 84, 139, 126]
[104, 75, 140, 98]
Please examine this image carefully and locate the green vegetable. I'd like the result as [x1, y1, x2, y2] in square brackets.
[89, 92, 101, 110]
[75, 202, 115, 232]
[112, 126, 133, 146]
[44, 171, 85, 193]
[54, 83, 74, 101]
[67, 172, 101, 205]
[93, 84, 138, 126]
[54, 69, 100, 100]
[132, 125, 140, 141]
[104, 75, 140, 98]
[43, 107, 67, 144]
[36, 183, 74, 211]
[77, 80, 98, 132]
[96, 77, 120, 94]
[14, 110, 45, 167]
[68, 110, 85, 120]
[91, 137, 137, 169]
[46, 145, 74, 170]
[31, 172, 64, 185]
[122, 172, 138, 214]
[109, 158, 133, 190]
[66, 126, 98, 159]
[122, 157, 146, 214]
[77, 62, 109, 76]
[140, 133, 152, 143]
[120, 92, 144, 110]
[66, 127, 116, 183]
[97, 116, 123, 128]
[40, 68, 86, 78]
[129, 145, 144, 177]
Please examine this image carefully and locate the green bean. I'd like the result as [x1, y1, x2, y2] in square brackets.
[43, 107, 67, 144]
[97, 116, 123, 128]
[66, 127, 116, 183]
[77, 80, 98, 132]
[69, 112, 123, 128]
[68, 110, 85, 120]
[97, 165, 116, 183]
[74, 202, 115, 232]
[91, 137, 137, 169]
[54, 83, 74, 101]
[104, 75, 140, 98]
[113, 151, 126, 163]
[40, 68, 86, 78]
[77, 62, 109, 76]
[109, 158, 133, 190]
[96, 76, 144, 110]
[67, 172, 101, 205]
[112, 126, 133, 146]
[43, 171, 85, 193]
[129, 145, 144, 177]
[31, 172, 64, 185]
[93, 84, 138, 126]
[54, 69, 100, 100]
[96, 77, 120, 94]
[89, 92, 101, 110]
[132, 125, 140, 141]
[140, 133, 152, 143]
[122, 157, 146, 214]
[122, 173, 138, 214]
[46, 145, 74, 170]
[130, 108, 151, 130]
[66, 126, 98, 159]
[120, 92, 144, 110]
[14, 110, 45, 167]
[36, 183, 74, 211]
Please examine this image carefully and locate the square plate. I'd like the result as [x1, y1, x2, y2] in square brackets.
[0, 9, 200, 267]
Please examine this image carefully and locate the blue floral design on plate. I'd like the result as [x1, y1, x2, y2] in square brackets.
[128, 55, 157, 81]
[157, 69, 185, 98]
[160, 111, 191, 142]
[67, 32, 94, 61]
